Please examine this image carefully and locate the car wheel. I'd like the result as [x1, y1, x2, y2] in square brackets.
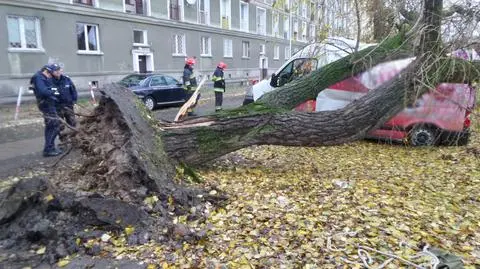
[144, 96, 156, 111]
[409, 126, 438, 146]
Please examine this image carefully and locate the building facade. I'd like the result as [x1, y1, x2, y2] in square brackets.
[0, 0, 359, 98]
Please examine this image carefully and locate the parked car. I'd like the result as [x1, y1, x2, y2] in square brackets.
[118, 74, 149, 87]
[242, 37, 376, 105]
[123, 74, 191, 110]
[243, 35, 478, 146]
[295, 56, 477, 146]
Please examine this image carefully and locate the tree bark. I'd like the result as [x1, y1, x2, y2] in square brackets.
[163, 58, 479, 165]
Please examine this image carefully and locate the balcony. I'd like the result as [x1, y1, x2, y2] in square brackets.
[221, 16, 230, 29]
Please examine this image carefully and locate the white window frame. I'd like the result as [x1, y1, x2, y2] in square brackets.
[200, 36, 212, 57]
[240, 1, 249, 32]
[256, 7, 266, 35]
[172, 33, 186, 56]
[133, 29, 148, 46]
[272, 11, 279, 38]
[283, 15, 289, 39]
[223, 39, 233, 58]
[242, 41, 250, 58]
[274, 45, 280, 60]
[293, 19, 298, 40]
[6, 15, 44, 52]
[198, 0, 210, 25]
[301, 21, 307, 41]
[76, 23, 102, 54]
[167, 0, 184, 21]
[260, 44, 265, 55]
[301, 1, 307, 18]
[284, 46, 290, 60]
[220, 0, 231, 29]
[309, 23, 315, 41]
[71, 0, 99, 8]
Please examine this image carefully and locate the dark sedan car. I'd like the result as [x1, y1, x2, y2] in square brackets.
[121, 74, 191, 110]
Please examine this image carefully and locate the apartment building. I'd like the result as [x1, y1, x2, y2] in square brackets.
[0, 0, 357, 98]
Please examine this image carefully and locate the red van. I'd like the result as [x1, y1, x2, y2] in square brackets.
[295, 57, 477, 146]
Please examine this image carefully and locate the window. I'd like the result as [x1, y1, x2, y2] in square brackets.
[150, 76, 167, 86]
[133, 30, 147, 46]
[285, 46, 290, 59]
[173, 34, 186, 56]
[256, 7, 266, 35]
[125, 0, 149, 15]
[301, 21, 307, 41]
[73, 0, 94, 6]
[309, 24, 316, 41]
[242, 41, 250, 58]
[198, 0, 210, 25]
[240, 2, 249, 32]
[301, 2, 307, 18]
[284, 0, 289, 11]
[169, 0, 182, 20]
[224, 39, 233, 57]
[7, 16, 42, 50]
[293, 19, 298, 40]
[260, 44, 265, 55]
[76, 23, 100, 52]
[164, 76, 179, 85]
[283, 15, 289, 39]
[272, 12, 279, 37]
[221, 0, 231, 29]
[200, 36, 211, 56]
[274, 45, 280, 60]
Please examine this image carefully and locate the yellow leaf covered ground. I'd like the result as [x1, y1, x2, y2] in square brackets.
[106, 122, 480, 268]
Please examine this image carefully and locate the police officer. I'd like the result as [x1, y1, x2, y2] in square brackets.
[212, 62, 227, 111]
[31, 64, 62, 157]
[51, 65, 78, 127]
[182, 58, 199, 116]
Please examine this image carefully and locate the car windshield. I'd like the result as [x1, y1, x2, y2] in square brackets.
[119, 74, 148, 86]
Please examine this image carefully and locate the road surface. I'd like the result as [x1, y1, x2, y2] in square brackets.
[0, 89, 246, 177]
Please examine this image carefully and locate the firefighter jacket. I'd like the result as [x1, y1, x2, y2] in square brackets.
[212, 67, 225, 92]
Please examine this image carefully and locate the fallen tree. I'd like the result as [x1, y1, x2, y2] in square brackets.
[1, 0, 479, 267]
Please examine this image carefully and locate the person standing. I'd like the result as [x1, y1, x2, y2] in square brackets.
[51, 64, 78, 127]
[182, 58, 199, 116]
[212, 62, 227, 111]
[30, 64, 62, 157]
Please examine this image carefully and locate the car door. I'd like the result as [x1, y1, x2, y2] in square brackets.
[164, 75, 187, 102]
[149, 75, 170, 103]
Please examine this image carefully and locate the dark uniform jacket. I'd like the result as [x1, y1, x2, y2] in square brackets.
[30, 71, 57, 112]
[182, 65, 197, 91]
[53, 75, 78, 105]
[212, 67, 225, 92]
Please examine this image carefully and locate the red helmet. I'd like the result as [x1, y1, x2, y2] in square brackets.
[217, 62, 227, 69]
[186, 58, 196, 65]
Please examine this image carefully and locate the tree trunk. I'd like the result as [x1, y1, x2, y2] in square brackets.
[163, 58, 479, 165]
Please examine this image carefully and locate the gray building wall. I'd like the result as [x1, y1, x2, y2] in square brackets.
[0, 0, 312, 99]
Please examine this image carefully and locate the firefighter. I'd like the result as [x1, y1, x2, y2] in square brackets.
[30, 64, 62, 157]
[212, 62, 227, 111]
[182, 57, 199, 116]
